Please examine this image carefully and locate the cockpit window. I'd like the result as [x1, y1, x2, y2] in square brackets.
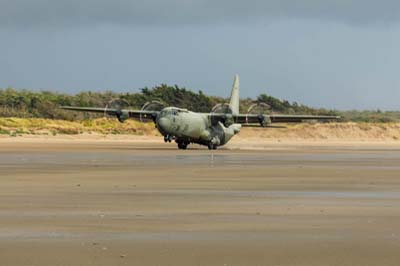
[172, 110, 178, 116]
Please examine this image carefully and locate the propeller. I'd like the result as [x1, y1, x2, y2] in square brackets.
[105, 99, 130, 123]
[247, 102, 271, 115]
[211, 103, 233, 114]
[246, 102, 271, 127]
[211, 103, 234, 126]
[140, 100, 165, 122]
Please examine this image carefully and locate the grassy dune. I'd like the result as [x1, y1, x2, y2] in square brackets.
[1, 117, 400, 142]
[0, 117, 158, 137]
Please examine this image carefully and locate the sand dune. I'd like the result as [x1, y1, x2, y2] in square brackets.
[1, 118, 400, 144]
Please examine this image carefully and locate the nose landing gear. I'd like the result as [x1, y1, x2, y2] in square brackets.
[164, 135, 173, 143]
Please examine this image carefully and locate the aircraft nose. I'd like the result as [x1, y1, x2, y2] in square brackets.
[157, 117, 171, 132]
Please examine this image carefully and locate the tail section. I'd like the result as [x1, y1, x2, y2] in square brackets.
[229, 74, 240, 115]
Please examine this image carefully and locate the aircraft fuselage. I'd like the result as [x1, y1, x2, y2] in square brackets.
[156, 107, 241, 149]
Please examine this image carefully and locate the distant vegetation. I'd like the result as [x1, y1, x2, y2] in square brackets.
[0, 85, 399, 123]
[0, 117, 157, 136]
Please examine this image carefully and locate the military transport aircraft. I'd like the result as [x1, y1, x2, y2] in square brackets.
[61, 75, 340, 150]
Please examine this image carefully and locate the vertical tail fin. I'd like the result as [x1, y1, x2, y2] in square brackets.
[229, 74, 240, 115]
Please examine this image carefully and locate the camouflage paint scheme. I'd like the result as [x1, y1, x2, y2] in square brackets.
[61, 75, 340, 150]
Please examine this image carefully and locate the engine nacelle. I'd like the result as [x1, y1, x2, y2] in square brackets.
[222, 123, 241, 143]
[208, 122, 241, 146]
[259, 115, 272, 127]
[116, 110, 129, 123]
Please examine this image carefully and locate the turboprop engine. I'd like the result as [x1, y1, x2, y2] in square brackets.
[207, 101, 241, 149]
[221, 122, 241, 144]
[247, 102, 272, 127]
[211, 103, 234, 127]
[140, 100, 165, 122]
[209, 122, 241, 147]
[105, 99, 130, 123]
[115, 110, 129, 123]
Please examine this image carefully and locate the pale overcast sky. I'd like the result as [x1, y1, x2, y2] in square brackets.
[1, 0, 400, 110]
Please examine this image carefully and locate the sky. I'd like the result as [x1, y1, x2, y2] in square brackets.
[1, 1, 400, 110]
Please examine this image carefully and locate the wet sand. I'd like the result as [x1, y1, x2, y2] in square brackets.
[1, 140, 400, 265]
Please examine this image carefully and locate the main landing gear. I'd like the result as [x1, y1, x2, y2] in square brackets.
[177, 142, 188, 150]
[165, 135, 189, 150]
[207, 137, 218, 150]
[208, 143, 217, 150]
[176, 139, 189, 150]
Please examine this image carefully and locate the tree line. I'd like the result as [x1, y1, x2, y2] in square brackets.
[0, 85, 398, 122]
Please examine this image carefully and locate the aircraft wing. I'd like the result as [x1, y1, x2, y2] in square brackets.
[236, 114, 340, 125]
[60, 106, 158, 121]
[208, 113, 340, 127]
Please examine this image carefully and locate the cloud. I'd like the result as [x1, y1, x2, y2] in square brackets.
[0, 0, 399, 28]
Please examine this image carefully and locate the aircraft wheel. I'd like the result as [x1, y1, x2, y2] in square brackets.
[213, 145, 217, 150]
[208, 143, 214, 150]
[164, 135, 172, 143]
[178, 142, 188, 150]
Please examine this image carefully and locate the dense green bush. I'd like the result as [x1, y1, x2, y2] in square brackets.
[1, 85, 398, 122]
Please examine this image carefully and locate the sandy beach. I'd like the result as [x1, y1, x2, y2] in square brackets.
[0, 138, 400, 265]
